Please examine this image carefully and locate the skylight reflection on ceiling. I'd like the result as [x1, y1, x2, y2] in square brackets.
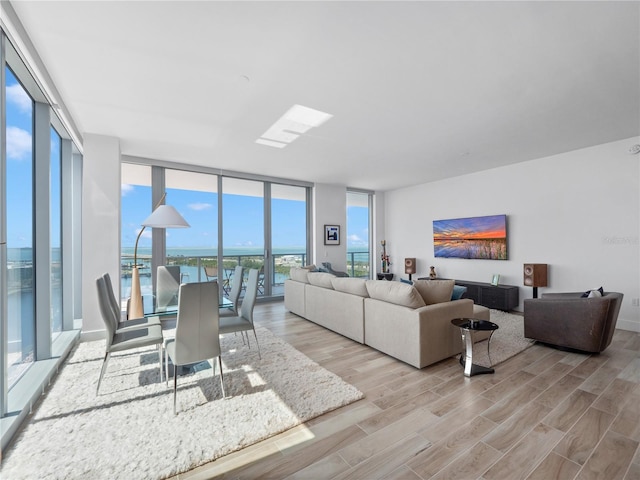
[256, 104, 332, 148]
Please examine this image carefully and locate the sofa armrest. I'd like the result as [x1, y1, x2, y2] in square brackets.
[364, 298, 474, 368]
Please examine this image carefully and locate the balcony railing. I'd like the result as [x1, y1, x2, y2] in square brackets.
[120, 250, 370, 300]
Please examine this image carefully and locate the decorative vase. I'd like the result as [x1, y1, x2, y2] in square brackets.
[380, 240, 390, 274]
[429, 266, 437, 279]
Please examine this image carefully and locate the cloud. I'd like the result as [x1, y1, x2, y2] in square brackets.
[136, 227, 152, 240]
[6, 84, 32, 113]
[6, 126, 32, 160]
[188, 202, 213, 211]
[121, 184, 135, 196]
[348, 234, 368, 246]
[235, 240, 254, 247]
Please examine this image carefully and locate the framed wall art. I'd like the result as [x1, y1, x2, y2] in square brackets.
[324, 224, 340, 245]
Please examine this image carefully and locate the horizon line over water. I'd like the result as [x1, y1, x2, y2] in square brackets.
[122, 246, 370, 257]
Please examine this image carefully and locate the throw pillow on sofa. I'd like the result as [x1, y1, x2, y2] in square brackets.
[451, 284, 467, 300]
[365, 280, 426, 308]
[581, 286, 604, 298]
[412, 279, 455, 305]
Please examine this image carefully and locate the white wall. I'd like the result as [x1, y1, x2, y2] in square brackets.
[384, 137, 640, 332]
[81, 134, 121, 339]
[313, 183, 347, 271]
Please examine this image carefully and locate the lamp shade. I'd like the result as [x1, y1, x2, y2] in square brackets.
[141, 205, 190, 228]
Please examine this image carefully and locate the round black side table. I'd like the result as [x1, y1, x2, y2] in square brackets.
[451, 318, 499, 377]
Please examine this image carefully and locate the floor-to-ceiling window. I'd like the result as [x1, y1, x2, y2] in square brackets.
[271, 183, 308, 291]
[222, 177, 265, 292]
[5, 66, 35, 387]
[346, 190, 373, 278]
[2, 31, 82, 448]
[165, 169, 218, 284]
[120, 162, 311, 303]
[50, 127, 62, 339]
[120, 163, 152, 307]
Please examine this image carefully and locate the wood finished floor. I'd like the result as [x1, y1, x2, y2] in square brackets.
[175, 302, 640, 480]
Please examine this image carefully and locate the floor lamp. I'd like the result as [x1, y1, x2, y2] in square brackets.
[129, 203, 190, 319]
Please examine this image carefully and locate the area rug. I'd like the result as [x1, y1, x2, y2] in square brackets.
[1, 326, 364, 480]
[468, 309, 535, 367]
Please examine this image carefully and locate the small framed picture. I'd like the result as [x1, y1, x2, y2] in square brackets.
[324, 225, 340, 245]
[491, 274, 500, 286]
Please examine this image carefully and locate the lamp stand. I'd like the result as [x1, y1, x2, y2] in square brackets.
[128, 225, 147, 319]
[129, 266, 144, 319]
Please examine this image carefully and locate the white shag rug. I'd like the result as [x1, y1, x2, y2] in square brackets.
[467, 310, 535, 367]
[1, 326, 364, 480]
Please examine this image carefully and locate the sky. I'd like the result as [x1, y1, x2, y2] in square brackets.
[433, 214, 507, 240]
[121, 182, 370, 252]
[5, 65, 369, 254]
[5, 67, 34, 249]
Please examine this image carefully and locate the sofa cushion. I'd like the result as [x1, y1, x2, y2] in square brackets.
[412, 279, 455, 305]
[289, 267, 310, 283]
[365, 280, 426, 308]
[331, 277, 369, 297]
[307, 272, 336, 289]
[451, 285, 467, 300]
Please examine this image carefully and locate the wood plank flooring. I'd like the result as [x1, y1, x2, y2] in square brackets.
[174, 302, 640, 480]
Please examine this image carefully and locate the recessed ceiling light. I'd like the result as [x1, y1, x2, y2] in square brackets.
[256, 104, 332, 148]
[256, 138, 287, 148]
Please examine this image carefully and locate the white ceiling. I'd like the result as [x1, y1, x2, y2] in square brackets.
[8, 1, 640, 191]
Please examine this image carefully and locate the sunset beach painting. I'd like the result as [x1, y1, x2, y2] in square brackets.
[433, 214, 508, 260]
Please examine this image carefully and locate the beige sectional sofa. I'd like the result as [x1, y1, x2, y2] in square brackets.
[284, 267, 490, 368]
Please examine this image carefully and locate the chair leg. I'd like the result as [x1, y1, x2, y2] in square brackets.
[158, 344, 163, 383]
[173, 364, 178, 415]
[252, 327, 261, 359]
[217, 356, 226, 398]
[96, 352, 111, 395]
[165, 348, 169, 387]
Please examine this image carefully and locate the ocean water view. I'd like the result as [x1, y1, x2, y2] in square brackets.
[119, 246, 371, 298]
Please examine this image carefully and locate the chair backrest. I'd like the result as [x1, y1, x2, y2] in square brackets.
[102, 272, 122, 323]
[226, 265, 245, 308]
[157, 265, 181, 309]
[240, 268, 259, 325]
[96, 276, 117, 346]
[173, 281, 221, 366]
[204, 266, 218, 280]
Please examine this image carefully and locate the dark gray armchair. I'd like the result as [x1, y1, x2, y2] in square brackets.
[523, 292, 623, 353]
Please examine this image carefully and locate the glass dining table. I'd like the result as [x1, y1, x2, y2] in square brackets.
[143, 296, 234, 319]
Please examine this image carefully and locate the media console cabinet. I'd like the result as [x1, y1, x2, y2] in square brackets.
[417, 278, 519, 311]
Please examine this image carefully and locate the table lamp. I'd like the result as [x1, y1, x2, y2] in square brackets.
[129, 202, 190, 319]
